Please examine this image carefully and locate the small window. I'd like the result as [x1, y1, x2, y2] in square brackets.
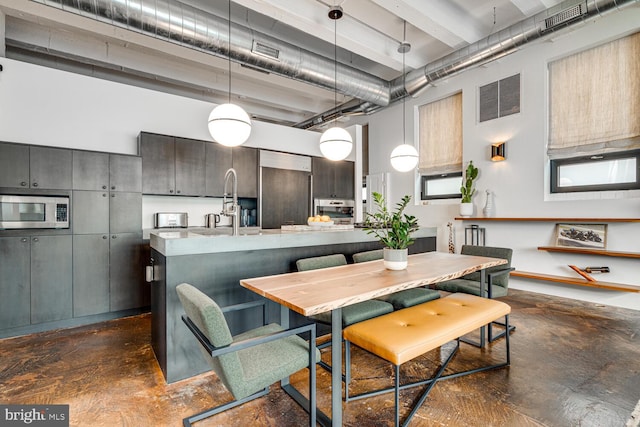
[550, 150, 640, 193]
[421, 172, 462, 200]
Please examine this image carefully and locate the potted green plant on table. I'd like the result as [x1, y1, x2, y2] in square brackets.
[460, 160, 479, 217]
[363, 192, 418, 270]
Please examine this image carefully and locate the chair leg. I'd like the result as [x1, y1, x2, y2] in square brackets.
[183, 388, 269, 427]
[488, 320, 516, 343]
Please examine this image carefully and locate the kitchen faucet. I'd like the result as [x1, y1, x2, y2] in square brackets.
[222, 168, 240, 236]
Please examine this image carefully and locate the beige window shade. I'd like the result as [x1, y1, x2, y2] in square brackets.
[548, 32, 640, 159]
[418, 92, 463, 174]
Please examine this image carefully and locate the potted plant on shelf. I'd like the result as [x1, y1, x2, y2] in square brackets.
[460, 160, 479, 217]
[363, 192, 419, 270]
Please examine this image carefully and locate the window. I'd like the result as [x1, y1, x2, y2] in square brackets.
[421, 172, 462, 200]
[551, 150, 640, 193]
[418, 92, 463, 200]
[548, 32, 640, 193]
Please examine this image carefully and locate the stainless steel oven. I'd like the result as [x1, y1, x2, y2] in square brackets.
[313, 198, 355, 225]
[0, 195, 70, 229]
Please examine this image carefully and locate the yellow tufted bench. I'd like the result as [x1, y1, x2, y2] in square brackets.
[343, 292, 512, 427]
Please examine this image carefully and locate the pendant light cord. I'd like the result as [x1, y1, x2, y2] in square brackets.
[333, 15, 337, 126]
[228, 0, 231, 103]
[402, 20, 406, 146]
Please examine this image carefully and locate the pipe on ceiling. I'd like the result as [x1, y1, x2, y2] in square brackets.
[30, 0, 390, 107]
[298, 0, 639, 129]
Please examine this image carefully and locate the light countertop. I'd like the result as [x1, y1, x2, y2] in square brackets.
[149, 226, 437, 257]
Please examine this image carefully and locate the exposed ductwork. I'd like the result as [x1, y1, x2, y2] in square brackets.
[29, 0, 639, 129]
[297, 0, 639, 129]
[30, 0, 390, 107]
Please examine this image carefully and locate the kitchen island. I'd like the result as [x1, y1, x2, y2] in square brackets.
[149, 226, 436, 383]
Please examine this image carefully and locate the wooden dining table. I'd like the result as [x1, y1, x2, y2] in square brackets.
[240, 251, 508, 426]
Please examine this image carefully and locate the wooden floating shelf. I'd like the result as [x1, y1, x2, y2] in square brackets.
[511, 270, 640, 293]
[538, 246, 640, 258]
[454, 217, 640, 222]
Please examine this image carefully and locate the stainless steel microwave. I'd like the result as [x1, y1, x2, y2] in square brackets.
[0, 195, 70, 229]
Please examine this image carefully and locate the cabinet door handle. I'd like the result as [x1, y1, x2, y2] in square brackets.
[103, 193, 107, 197]
[32, 182, 39, 187]
[103, 235, 108, 239]
[32, 237, 39, 242]
[111, 186, 116, 190]
[21, 238, 28, 242]
[176, 190, 181, 194]
[111, 235, 117, 239]
[111, 194, 115, 198]
[102, 185, 107, 190]
[21, 181, 27, 187]
[169, 189, 174, 193]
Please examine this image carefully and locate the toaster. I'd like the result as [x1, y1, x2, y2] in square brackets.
[154, 212, 188, 228]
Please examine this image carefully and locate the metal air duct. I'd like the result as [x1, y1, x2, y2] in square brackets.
[30, 0, 390, 107]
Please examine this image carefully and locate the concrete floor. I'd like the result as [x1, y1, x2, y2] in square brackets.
[1, 289, 638, 426]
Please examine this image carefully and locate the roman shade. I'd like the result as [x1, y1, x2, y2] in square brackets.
[418, 92, 463, 174]
[548, 32, 640, 159]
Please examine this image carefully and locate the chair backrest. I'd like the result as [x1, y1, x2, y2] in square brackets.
[460, 245, 513, 288]
[352, 249, 384, 263]
[176, 283, 243, 397]
[296, 254, 347, 271]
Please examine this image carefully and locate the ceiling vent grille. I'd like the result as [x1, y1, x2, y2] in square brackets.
[252, 41, 280, 60]
[544, 2, 588, 31]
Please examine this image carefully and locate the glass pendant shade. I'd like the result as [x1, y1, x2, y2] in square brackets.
[390, 143, 419, 172]
[208, 103, 252, 147]
[319, 126, 353, 161]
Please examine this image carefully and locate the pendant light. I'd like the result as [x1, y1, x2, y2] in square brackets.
[208, 0, 252, 147]
[390, 21, 419, 172]
[319, 5, 353, 161]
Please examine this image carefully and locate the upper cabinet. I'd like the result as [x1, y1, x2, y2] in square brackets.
[141, 132, 257, 198]
[0, 142, 72, 190]
[312, 157, 355, 199]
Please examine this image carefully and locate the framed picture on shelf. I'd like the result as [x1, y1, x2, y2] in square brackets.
[555, 223, 607, 249]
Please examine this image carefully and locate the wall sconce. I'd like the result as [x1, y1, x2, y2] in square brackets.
[491, 142, 506, 161]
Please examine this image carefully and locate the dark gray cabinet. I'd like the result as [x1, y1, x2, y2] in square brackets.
[110, 192, 142, 234]
[30, 235, 73, 324]
[110, 232, 145, 311]
[0, 142, 72, 189]
[232, 146, 259, 198]
[175, 137, 205, 196]
[312, 157, 355, 199]
[29, 146, 73, 190]
[204, 142, 232, 196]
[72, 190, 110, 234]
[0, 143, 30, 188]
[110, 154, 142, 192]
[73, 234, 110, 317]
[72, 151, 109, 191]
[0, 237, 31, 329]
[140, 133, 205, 196]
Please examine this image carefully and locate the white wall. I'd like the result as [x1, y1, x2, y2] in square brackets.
[361, 9, 640, 310]
[0, 57, 358, 229]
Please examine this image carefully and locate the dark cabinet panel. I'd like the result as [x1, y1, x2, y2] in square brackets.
[141, 133, 175, 195]
[72, 151, 109, 191]
[261, 168, 310, 229]
[110, 233, 145, 312]
[72, 190, 109, 234]
[110, 192, 142, 234]
[204, 142, 232, 197]
[175, 138, 205, 196]
[232, 146, 258, 198]
[110, 154, 142, 192]
[0, 143, 30, 188]
[0, 237, 31, 329]
[30, 235, 72, 324]
[312, 157, 355, 199]
[29, 146, 72, 190]
[73, 234, 110, 317]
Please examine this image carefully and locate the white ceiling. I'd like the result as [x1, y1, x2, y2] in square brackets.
[1, 0, 566, 127]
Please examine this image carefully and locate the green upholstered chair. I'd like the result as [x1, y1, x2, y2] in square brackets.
[296, 254, 394, 326]
[434, 245, 515, 343]
[352, 249, 441, 310]
[176, 283, 320, 427]
[434, 245, 513, 298]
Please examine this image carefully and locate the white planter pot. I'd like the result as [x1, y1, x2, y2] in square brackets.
[460, 202, 473, 217]
[383, 248, 408, 270]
